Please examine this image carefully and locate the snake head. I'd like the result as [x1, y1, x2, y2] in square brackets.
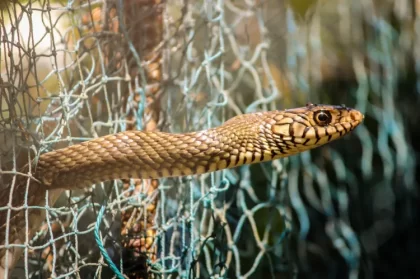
[269, 103, 364, 154]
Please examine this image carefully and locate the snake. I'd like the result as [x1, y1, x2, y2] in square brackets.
[0, 103, 364, 276]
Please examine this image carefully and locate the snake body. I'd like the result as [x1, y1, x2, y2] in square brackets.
[0, 103, 364, 275]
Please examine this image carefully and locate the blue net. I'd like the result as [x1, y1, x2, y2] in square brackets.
[0, 0, 418, 278]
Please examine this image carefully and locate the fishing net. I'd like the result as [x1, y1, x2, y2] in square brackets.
[0, 0, 418, 278]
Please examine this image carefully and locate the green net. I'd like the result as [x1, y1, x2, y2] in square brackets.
[0, 0, 418, 278]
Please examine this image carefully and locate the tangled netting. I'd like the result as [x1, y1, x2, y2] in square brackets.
[1, 0, 419, 278]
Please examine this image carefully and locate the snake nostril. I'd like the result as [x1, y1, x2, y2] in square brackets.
[350, 110, 363, 122]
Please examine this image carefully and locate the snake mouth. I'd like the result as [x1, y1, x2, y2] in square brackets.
[289, 117, 362, 146]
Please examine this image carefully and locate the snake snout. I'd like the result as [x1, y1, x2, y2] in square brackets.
[349, 109, 364, 123]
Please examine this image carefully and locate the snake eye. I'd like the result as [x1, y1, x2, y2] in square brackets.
[314, 110, 332, 126]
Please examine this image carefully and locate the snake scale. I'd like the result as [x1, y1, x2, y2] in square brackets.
[0, 103, 364, 276]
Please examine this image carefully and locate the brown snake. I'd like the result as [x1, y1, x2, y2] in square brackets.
[0, 103, 363, 276]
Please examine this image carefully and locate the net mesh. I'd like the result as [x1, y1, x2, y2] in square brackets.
[0, 0, 419, 278]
